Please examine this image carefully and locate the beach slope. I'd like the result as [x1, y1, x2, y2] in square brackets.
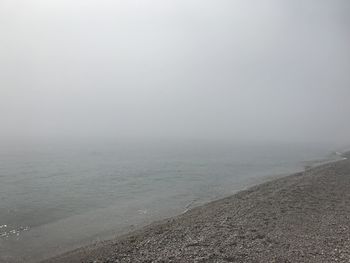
[43, 154, 350, 263]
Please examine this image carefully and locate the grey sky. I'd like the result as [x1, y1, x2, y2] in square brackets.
[1, 0, 349, 143]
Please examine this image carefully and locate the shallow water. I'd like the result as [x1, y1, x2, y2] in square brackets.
[0, 140, 340, 262]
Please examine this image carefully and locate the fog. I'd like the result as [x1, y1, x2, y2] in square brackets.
[1, 0, 349, 144]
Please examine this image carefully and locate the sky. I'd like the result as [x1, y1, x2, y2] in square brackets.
[0, 0, 349, 144]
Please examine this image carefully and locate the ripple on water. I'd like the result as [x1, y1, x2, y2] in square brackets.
[0, 225, 30, 238]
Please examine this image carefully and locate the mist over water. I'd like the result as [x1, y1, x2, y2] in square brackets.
[0, 0, 349, 262]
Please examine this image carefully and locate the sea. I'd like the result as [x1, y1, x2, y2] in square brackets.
[0, 140, 343, 262]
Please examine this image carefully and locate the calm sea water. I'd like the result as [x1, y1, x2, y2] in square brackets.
[0, 140, 340, 262]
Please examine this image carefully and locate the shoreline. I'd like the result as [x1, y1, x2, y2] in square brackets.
[42, 152, 350, 263]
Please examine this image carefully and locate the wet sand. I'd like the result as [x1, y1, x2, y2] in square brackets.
[42, 153, 350, 263]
